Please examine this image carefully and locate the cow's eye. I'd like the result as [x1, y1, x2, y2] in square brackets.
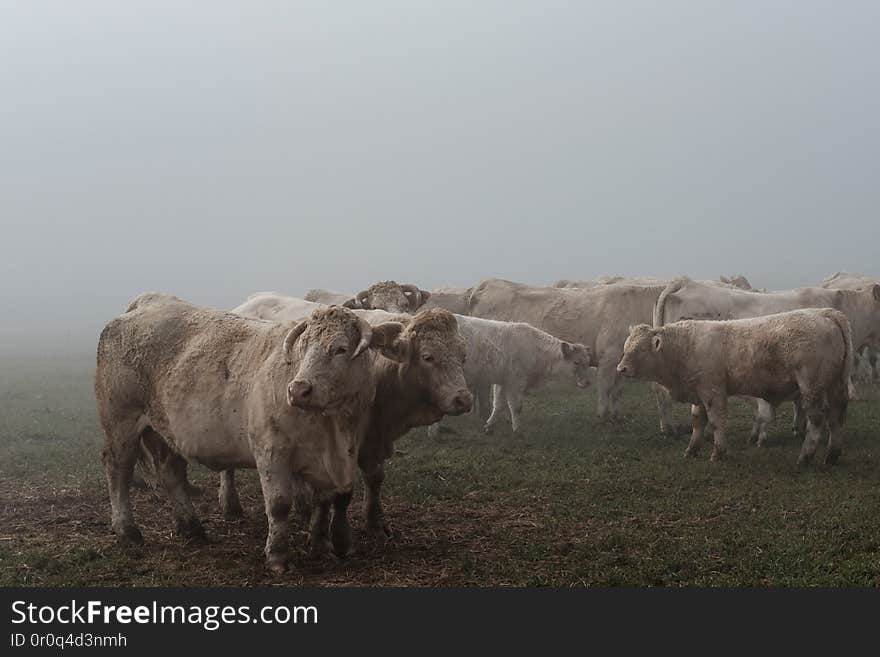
[422, 353, 434, 363]
[335, 346, 348, 356]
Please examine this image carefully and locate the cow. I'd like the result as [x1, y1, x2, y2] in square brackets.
[223, 295, 472, 554]
[653, 277, 880, 444]
[341, 280, 432, 313]
[420, 286, 474, 315]
[617, 309, 853, 465]
[424, 316, 591, 436]
[554, 275, 756, 290]
[303, 289, 351, 305]
[820, 272, 880, 383]
[95, 293, 406, 572]
[467, 278, 671, 426]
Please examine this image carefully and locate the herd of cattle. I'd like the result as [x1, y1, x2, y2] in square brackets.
[95, 272, 880, 572]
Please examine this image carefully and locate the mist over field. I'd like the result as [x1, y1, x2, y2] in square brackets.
[2, 1, 878, 355]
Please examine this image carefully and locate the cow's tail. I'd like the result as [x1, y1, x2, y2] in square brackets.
[824, 309, 855, 402]
[653, 277, 688, 327]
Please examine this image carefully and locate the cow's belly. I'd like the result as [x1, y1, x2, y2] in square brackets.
[151, 393, 255, 470]
[729, 379, 799, 404]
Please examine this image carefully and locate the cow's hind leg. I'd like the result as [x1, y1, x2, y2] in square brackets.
[792, 399, 807, 438]
[101, 417, 145, 545]
[704, 397, 728, 461]
[330, 490, 353, 557]
[362, 461, 391, 538]
[796, 394, 826, 467]
[308, 493, 333, 555]
[141, 429, 204, 540]
[684, 405, 708, 458]
[218, 469, 244, 519]
[824, 383, 848, 466]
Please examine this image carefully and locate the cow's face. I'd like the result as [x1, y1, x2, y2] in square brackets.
[560, 342, 591, 388]
[617, 324, 664, 380]
[381, 309, 472, 416]
[283, 306, 404, 415]
[344, 281, 431, 313]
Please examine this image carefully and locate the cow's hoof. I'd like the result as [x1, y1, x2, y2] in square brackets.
[482, 424, 494, 435]
[265, 553, 288, 574]
[366, 522, 392, 540]
[709, 451, 724, 462]
[796, 455, 814, 468]
[683, 449, 698, 459]
[117, 526, 144, 546]
[175, 517, 206, 542]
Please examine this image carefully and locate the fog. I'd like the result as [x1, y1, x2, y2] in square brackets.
[1, 1, 878, 355]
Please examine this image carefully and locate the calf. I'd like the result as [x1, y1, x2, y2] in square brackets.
[428, 316, 591, 436]
[617, 309, 853, 466]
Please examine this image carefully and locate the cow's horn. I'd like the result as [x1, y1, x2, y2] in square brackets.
[352, 315, 373, 359]
[283, 321, 308, 363]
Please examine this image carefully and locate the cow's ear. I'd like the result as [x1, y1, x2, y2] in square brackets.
[370, 322, 405, 349]
[419, 289, 431, 304]
[374, 325, 410, 363]
[873, 284, 880, 302]
[652, 334, 663, 352]
[560, 341, 573, 360]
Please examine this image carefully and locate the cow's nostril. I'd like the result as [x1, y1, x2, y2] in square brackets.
[290, 380, 313, 400]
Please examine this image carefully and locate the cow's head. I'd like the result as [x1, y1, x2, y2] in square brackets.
[376, 308, 472, 417]
[343, 281, 431, 313]
[560, 341, 592, 388]
[283, 305, 404, 414]
[617, 324, 665, 380]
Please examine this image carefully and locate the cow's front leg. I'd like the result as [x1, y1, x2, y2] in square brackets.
[750, 399, 775, 447]
[704, 396, 728, 461]
[330, 490, 353, 557]
[362, 461, 390, 538]
[308, 493, 333, 556]
[595, 360, 618, 421]
[219, 469, 244, 519]
[684, 404, 707, 458]
[254, 444, 295, 573]
[505, 385, 525, 434]
[483, 384, 504, 434]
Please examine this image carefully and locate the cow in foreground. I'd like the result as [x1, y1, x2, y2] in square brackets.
[617, 309, 853, 465]
[227, 296, 473, 553]
[96, 293, 405, 572]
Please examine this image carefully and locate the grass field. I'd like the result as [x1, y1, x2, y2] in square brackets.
[2, 354, 879, 587]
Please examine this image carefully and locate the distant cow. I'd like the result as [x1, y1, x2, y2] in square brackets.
[303, 289, 350, 305]
[96, 293, 405, 572]
[617, 309, 853, 465]
[428, 316, 591, 436]
[820, 272, 880, 383]
[420, 286, 474, 315]
[341, 280, 432, 313]
[653, 277, 880, 442]
[468, 278, 669, 426]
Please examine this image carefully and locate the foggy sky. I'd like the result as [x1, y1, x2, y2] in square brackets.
[2, 1, 878, 355]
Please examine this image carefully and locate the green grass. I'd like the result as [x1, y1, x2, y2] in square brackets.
[1, 355, 879, 586]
